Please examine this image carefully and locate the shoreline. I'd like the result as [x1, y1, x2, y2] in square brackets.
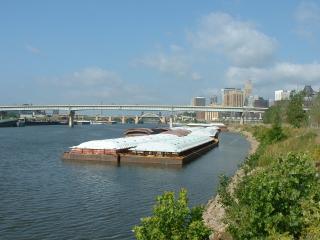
[203, 126, 259, 239]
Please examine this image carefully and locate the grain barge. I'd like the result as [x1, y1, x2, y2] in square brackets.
[62, 126, 220, 166]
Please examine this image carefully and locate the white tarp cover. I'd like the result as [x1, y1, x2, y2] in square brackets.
[72, 127, 218, 153]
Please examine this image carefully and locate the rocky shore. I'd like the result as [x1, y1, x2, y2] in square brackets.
[203, 126, 259, 240]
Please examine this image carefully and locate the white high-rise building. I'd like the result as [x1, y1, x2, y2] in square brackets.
[275, 90, 291, 101]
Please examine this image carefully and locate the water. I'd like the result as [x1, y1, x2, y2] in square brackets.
[0, 124, 249, 240]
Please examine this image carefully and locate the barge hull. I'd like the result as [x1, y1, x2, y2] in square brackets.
[62, 153, 119, 163]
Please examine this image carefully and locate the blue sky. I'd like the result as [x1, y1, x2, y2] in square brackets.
[1, 0, 320, 104]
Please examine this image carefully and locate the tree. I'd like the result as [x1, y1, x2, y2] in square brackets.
[133, 189, 212, 240]
[287, 91, 307, 128]
[263, 101, 288, 124]
[309, 92, 320, 127]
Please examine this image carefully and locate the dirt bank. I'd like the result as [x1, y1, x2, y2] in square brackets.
[203, 126, 259, 240]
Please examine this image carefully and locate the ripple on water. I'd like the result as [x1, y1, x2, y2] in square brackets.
[0, 125, 249, 240]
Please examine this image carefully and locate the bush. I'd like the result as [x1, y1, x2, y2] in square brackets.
[133, 189, 212, 240]
[220, 153, 320, 239]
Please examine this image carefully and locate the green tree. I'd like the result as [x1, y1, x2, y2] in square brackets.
[264, 101, 289, 124]
[133, 189, 212, 240]
[287, 91, 307, 128]
[309, 92, 320, 127]
[220, 153, 320, 239]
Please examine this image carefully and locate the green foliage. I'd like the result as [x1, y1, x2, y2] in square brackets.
[133, 189, 212, 240]
[309, 92, 320, 127]
[266, 123, 286, 144]
[263, 101, 288, 124]
[217, 175, 233, 207]
[220, 153, 320, 240]
[287, 91, 307, 128]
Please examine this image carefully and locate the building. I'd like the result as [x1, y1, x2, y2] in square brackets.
[303, 85, 316, 97]
[191, 97, 206, 120]
[246, 95, 269, 108]
[191, 97, 206, 106]
[303, 85, 318, 107]
[275, 90, 291, 101]
[244, 80, 252, 98]
[209, 95, 218, 105]
[253, 97, 269, 108]
[205, 103, 219, 122]
[221, 88, 244, 107]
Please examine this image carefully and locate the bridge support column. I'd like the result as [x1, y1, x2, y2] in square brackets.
[259, 112, 262, 120]
[135, 116, 139, 124]
[108, 116, 112, 122]
[169, 116, 173, 128]
[160, 116, 166, 124]
[121, 116, 126, 124]
[240, 112, 244, 125]
[68, 111, 75, 128]
[95, 115, 99, 121]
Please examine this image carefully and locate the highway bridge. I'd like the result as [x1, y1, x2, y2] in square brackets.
[0, 104, 268, 127]
[0, 104, 268, 113]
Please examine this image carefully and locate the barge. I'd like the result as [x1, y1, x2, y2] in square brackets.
[62, 126, 220, 166]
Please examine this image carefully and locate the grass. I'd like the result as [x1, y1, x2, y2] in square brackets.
[241, 125, 320, 168]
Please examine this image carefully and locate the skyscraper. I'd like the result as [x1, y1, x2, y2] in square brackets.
[191, 97, 206, 120]
[209, 95, 218, 105]
[191, 97, 206, 106]
[244, 80, 253, 98]
[221, 88, 244, 107]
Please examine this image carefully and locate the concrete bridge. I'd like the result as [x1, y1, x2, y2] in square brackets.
[100, 113, 166, 125]
[0, 104, 268, 127]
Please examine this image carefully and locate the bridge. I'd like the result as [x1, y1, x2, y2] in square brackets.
[0, 104, 268, 127]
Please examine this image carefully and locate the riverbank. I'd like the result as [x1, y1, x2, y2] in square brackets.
[204, 125, 320, 239]
[203, 126, 259, 240]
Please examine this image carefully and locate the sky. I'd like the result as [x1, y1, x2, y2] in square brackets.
[1, 0, 320, 105]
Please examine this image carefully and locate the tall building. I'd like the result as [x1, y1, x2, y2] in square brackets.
[191, 97, 206, 120]
[209, 95, 218, 105]
[191, 97, 206, 106]
[244, 80, 253, 98]
[275, 90, 291, 101]
[221, 88, 244, 107]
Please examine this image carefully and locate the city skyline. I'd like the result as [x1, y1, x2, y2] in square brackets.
[1, 0, 320, 104]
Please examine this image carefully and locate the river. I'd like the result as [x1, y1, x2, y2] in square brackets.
[0, 124, 249, 240]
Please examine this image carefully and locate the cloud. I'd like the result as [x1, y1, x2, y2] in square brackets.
[37, 67, 159, 103]
[135, 50, 202, 81]
[26, 44, 41, 55]
[188, 12, 277, 67]
[226, 62, 320, 93]
[294, 1, 320, 40]
[68, 67, 121, 86]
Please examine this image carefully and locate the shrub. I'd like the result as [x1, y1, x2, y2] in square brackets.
[133, 189, 212, 240]
[220, 153, 320, 239]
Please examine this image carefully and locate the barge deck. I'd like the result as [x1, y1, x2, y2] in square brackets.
[62, 138, 218, 166]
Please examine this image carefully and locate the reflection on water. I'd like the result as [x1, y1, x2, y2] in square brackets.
[0, 124, 249, 240]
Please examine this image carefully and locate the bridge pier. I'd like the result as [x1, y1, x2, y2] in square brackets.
[121, 116, 126, 124]
[169, 116, 173, 128]
[240, 112, 244, 125]
[68, 111, 75, 128]
[135, 116, 139, 124]
[108, 116, 112, 122]
[160, 116, 166, 124]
